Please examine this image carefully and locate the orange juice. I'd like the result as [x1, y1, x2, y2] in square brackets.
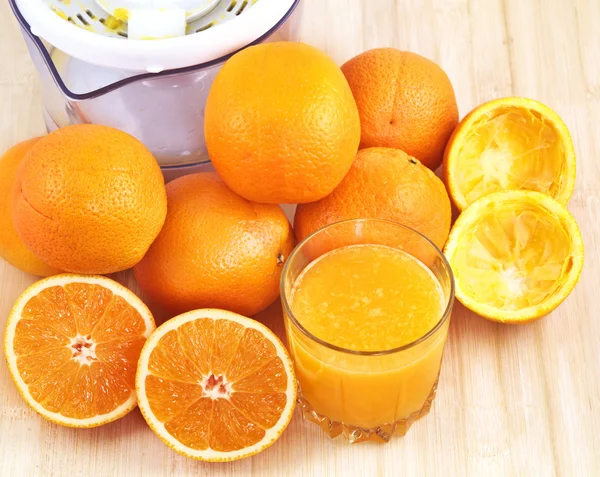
[285, 243, 450, 432]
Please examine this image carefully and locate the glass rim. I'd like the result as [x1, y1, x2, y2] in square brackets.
[280, 218, 455, 356]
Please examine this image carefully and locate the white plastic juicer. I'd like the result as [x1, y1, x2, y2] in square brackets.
[10, 0, 302, 179]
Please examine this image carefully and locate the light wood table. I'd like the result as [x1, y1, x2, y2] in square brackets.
[1, 1, 599, 476]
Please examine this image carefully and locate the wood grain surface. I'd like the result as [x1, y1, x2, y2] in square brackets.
[1, 1, 599, 476]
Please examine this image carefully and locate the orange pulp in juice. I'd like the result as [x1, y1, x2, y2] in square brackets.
[286, 244, 449, 430]
[291, 244, 443, 351]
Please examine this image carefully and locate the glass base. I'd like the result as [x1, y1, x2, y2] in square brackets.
[298, 379, 439, 443]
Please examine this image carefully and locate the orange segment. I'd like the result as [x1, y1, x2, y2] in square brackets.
[210, 319, 246, 376]
[209, 398, 266, 452]
[16, 347, 72, 385]
[23, 287, 77, 337]
[60, 365, 97, 419]
[176, 318, 215, 376]
[233, 358, 288, 393]
[136, 309, 296, 462]
[444, 97, 576, 211]
[63, 283, 113, 335]
[91, 295, 148, 343]
[147, 330, 204, 383]
[91, 361, 136, 416]
[13, 318, 70, 355]
[230, 392, 289, 428]
[163, 397, 215, 451]
[95, 337, 146, 385]
[226, 328, 277, 381]
[4, 274, 156, 427]
[28, 361, 80, 413]
[145, 375, 205, 422]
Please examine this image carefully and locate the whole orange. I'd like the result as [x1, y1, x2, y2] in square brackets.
[12, 125, 167, 274]
[341, 48, 458, 171]
[205, 41, 360, 204]
[133, 173, 295, 317]
[0, 138, 59, 276]
[294, 148, 452, 252]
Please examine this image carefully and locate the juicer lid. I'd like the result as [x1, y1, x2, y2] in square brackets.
[15, 0, 297, 72]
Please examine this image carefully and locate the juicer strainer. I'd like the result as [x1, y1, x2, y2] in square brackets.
[10, 0, 302, 180]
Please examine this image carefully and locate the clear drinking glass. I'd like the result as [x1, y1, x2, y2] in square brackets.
[281, 219, 455, 443]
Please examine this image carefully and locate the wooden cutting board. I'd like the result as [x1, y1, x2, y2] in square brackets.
[1, 1, 599, 475]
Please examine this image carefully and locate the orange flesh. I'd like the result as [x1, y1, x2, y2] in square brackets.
[290, 244, 444, 351]
[455, 107, 567, 206]
[14, 284, 147, 418]
[144, 318, 288, 452]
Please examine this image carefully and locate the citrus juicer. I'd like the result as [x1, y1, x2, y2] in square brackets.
[10, 0, 302, 180]
[94, 0, 223, 40]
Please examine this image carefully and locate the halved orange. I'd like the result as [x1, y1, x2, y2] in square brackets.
[4, 274, 156, 427]
[136, 309, 296, 462]
[444, 191, 583, 323]
[444, 97, 576, 211]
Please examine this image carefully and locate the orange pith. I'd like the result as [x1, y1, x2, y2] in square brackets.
[4, 275, 155, 426]
[136, 310, 296, 462]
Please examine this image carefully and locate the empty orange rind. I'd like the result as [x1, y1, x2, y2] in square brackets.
[444, 97, 576, 211]
[443, 190, 583, 323]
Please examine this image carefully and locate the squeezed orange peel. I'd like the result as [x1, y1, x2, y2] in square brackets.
[444, 97, 576, 211]
[444, 190, 583, 323]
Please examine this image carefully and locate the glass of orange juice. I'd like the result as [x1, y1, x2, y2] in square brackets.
[281, 218, 454, 443]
